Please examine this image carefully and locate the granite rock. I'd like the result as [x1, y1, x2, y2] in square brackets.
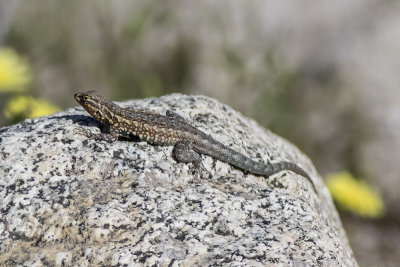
[0, 94, 357, 266]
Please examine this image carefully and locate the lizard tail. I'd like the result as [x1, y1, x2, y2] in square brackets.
[193, 138, 317, 192]
[263, 161, 317, 192]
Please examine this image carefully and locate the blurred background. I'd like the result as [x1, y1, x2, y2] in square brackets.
[0, 1, 399, 265]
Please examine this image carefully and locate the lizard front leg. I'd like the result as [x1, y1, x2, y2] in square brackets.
[75, 124, 119, 143]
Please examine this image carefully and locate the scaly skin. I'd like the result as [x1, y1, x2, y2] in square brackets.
[74, 90, 316, 192]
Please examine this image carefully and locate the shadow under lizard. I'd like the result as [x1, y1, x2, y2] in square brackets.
[74, 90, 316, 193]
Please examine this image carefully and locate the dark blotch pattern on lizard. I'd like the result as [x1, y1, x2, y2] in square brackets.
[74, 90, 316, 192]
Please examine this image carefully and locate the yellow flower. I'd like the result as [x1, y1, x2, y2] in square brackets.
[4, 95, 60, 122]
[326, 172, 384, 218]
[0, 48, 32, 92]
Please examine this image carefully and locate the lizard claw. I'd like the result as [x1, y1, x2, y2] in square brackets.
[190, 161, 210, 180]
[74, 127, 91, 137]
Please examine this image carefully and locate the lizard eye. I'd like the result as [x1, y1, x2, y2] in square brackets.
[95, 111, 101, 117]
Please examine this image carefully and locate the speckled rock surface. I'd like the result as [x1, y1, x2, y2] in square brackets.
[0, 94, 357, 266]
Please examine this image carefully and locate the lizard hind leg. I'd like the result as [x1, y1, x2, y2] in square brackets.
[173, 139, 204, 176]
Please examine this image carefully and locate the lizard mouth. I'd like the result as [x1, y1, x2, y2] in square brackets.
[74, 92, 85, 103]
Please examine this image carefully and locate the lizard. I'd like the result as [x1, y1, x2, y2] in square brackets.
[74, 90, 316, 192]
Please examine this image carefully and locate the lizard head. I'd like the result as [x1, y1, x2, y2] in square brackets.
[74, 90, 115, 124]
